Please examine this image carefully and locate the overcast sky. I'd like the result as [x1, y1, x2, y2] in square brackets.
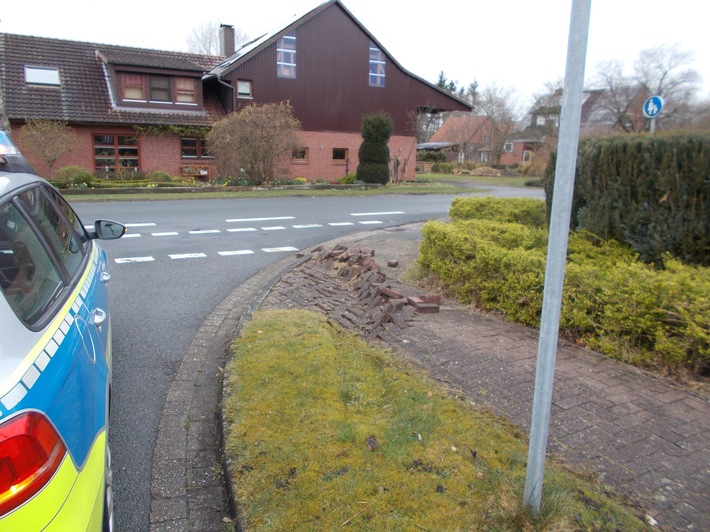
[2, 0, 708, 106]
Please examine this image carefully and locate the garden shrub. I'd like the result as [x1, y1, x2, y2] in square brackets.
[54, 165, 94, 188]
[449, 197, 547, 228]
[419, 214, 710, 377]
[335, 174, 357, 184]
[148, 170, 173, 182]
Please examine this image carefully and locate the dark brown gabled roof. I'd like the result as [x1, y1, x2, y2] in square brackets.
[0, 32, 225, 127]
[95, 49, 210, 72]
[212, 0, 472, 111]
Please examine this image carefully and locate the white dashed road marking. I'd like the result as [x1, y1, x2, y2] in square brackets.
[122, 233, 142, 238]
[189, 229, 221, 235]
[262, 247, 299, 253]
[329, 222, 354, 226]
[261, 226, 286, 230]
[226, 216, 295, 223]
[125, 223, 157, 227]
[115, 257, 155, 264]
[350, 211, 404, 216]
[292, 224, 322, 229]
[227, 228, 257, 233]
[358, 221, 383, 225]
[169, 253, 207, 260]
[218, 250, 255, 256]
[152, 232, 179, 237]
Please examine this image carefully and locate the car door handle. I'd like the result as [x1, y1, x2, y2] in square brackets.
[93, 308, 107, 328]
[101, 272, 111, 283]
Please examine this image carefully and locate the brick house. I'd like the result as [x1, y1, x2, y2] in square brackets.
[0, 0, 470, 182]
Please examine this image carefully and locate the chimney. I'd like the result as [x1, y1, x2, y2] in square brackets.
[219, 24, 235, 56]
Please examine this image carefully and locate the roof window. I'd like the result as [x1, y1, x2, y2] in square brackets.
[24, 66, 61, 86]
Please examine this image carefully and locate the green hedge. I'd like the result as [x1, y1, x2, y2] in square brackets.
[418, 199, 709, 376]
[545, 134, 710, 266]
[449, 197, 547, 227]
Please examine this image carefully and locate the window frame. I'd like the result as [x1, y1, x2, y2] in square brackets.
[122, 73, 145, 100]
[180, 137, 212, 160]
[332, 148, 348, 164]
[24, 66, 61, 86]
[175, 77, 197, 104]
[93, 133, 140, 172]
[368, 43, 386, 88]
[292, 147, 309, 164]
[237, 80, 253, 99]
[276, 32, 297, 79]
[119, 73, 201, 106]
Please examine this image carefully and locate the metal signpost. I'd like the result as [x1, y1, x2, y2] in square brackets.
[643, 96, 664, 134]
[523, 0, 592, 515]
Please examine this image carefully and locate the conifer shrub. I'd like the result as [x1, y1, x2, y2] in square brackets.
[356, 111, 393, 184]
[545, 133, 710, 266]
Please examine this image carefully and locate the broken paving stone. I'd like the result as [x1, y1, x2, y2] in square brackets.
[387, 260, 399, 268]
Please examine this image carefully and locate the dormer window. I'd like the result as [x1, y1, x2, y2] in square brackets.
[123, 74, 145, 99]
[24, 66, 60, 86]
[150, 76, 170, 102]
[119, 73, 199, 106]
[176, 78, 197, 103]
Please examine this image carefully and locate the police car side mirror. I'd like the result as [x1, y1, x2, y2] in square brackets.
[91, 220, 126, 240]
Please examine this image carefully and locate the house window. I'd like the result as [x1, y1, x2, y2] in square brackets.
[123, 74, 145, 100]
[369, 43, 385, 87]
[181, 138, 212, 159]
[24, 66, 60, 86]
[523, 150, 532, 163]
[536, 116, 546, 127]
[504, 142, 513, 153]
[176, 77, 197, 103]
[150, 76, 171, 102]
[237, 80, 253, 98]
[277, 32, 296, 78]
[292, 147, 308, 163]
[332, 148, 348, 163]
[480, 151, 489, 163]
[93, 134, 139, 172]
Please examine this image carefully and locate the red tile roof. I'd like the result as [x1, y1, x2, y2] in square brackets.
[0, 33, 225, 126]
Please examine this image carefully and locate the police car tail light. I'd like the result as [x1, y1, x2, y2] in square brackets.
[0, 412, 67, 516]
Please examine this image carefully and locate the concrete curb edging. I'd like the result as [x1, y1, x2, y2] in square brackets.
[149, 252, 308, 531]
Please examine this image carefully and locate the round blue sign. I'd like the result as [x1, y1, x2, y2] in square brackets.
[643, 96, 664, 118]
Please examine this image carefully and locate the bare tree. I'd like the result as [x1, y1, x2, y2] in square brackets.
[593, 60, 646, 133]
[633, 44, 702, 129]
[17, 119, 76, 177]
[207, 102, 301, 184]
[186, 22, 249, 55]
[477, 84, 521, 165]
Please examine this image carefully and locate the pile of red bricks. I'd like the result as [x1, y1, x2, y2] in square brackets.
[297, 243, 441, 338]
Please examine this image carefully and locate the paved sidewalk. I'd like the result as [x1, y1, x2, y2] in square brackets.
[150, 222, 709, 530]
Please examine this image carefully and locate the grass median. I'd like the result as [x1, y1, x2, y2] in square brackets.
[222, 309, 649, 530]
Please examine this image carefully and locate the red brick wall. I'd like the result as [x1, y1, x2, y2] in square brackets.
[290, 131, 416, 182]
[10, 121, 415, 183]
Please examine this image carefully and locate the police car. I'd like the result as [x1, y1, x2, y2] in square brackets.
[0, 131, 124, 530]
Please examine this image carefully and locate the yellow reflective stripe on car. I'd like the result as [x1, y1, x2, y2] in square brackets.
[0, 247, 98, 399]
[0, 430, 106, 531]
[45, 430, 106, 531]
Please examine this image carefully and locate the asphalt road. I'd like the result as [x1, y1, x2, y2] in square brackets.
[72, 187, 544, 531]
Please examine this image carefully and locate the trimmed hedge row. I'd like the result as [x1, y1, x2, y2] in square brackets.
[449, 196, 547, 227]
[419, 198, 709, 376]
[545, 134, 710, 266]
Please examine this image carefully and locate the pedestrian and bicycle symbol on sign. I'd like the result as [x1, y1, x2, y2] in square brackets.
[643, 96, 664, 118]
